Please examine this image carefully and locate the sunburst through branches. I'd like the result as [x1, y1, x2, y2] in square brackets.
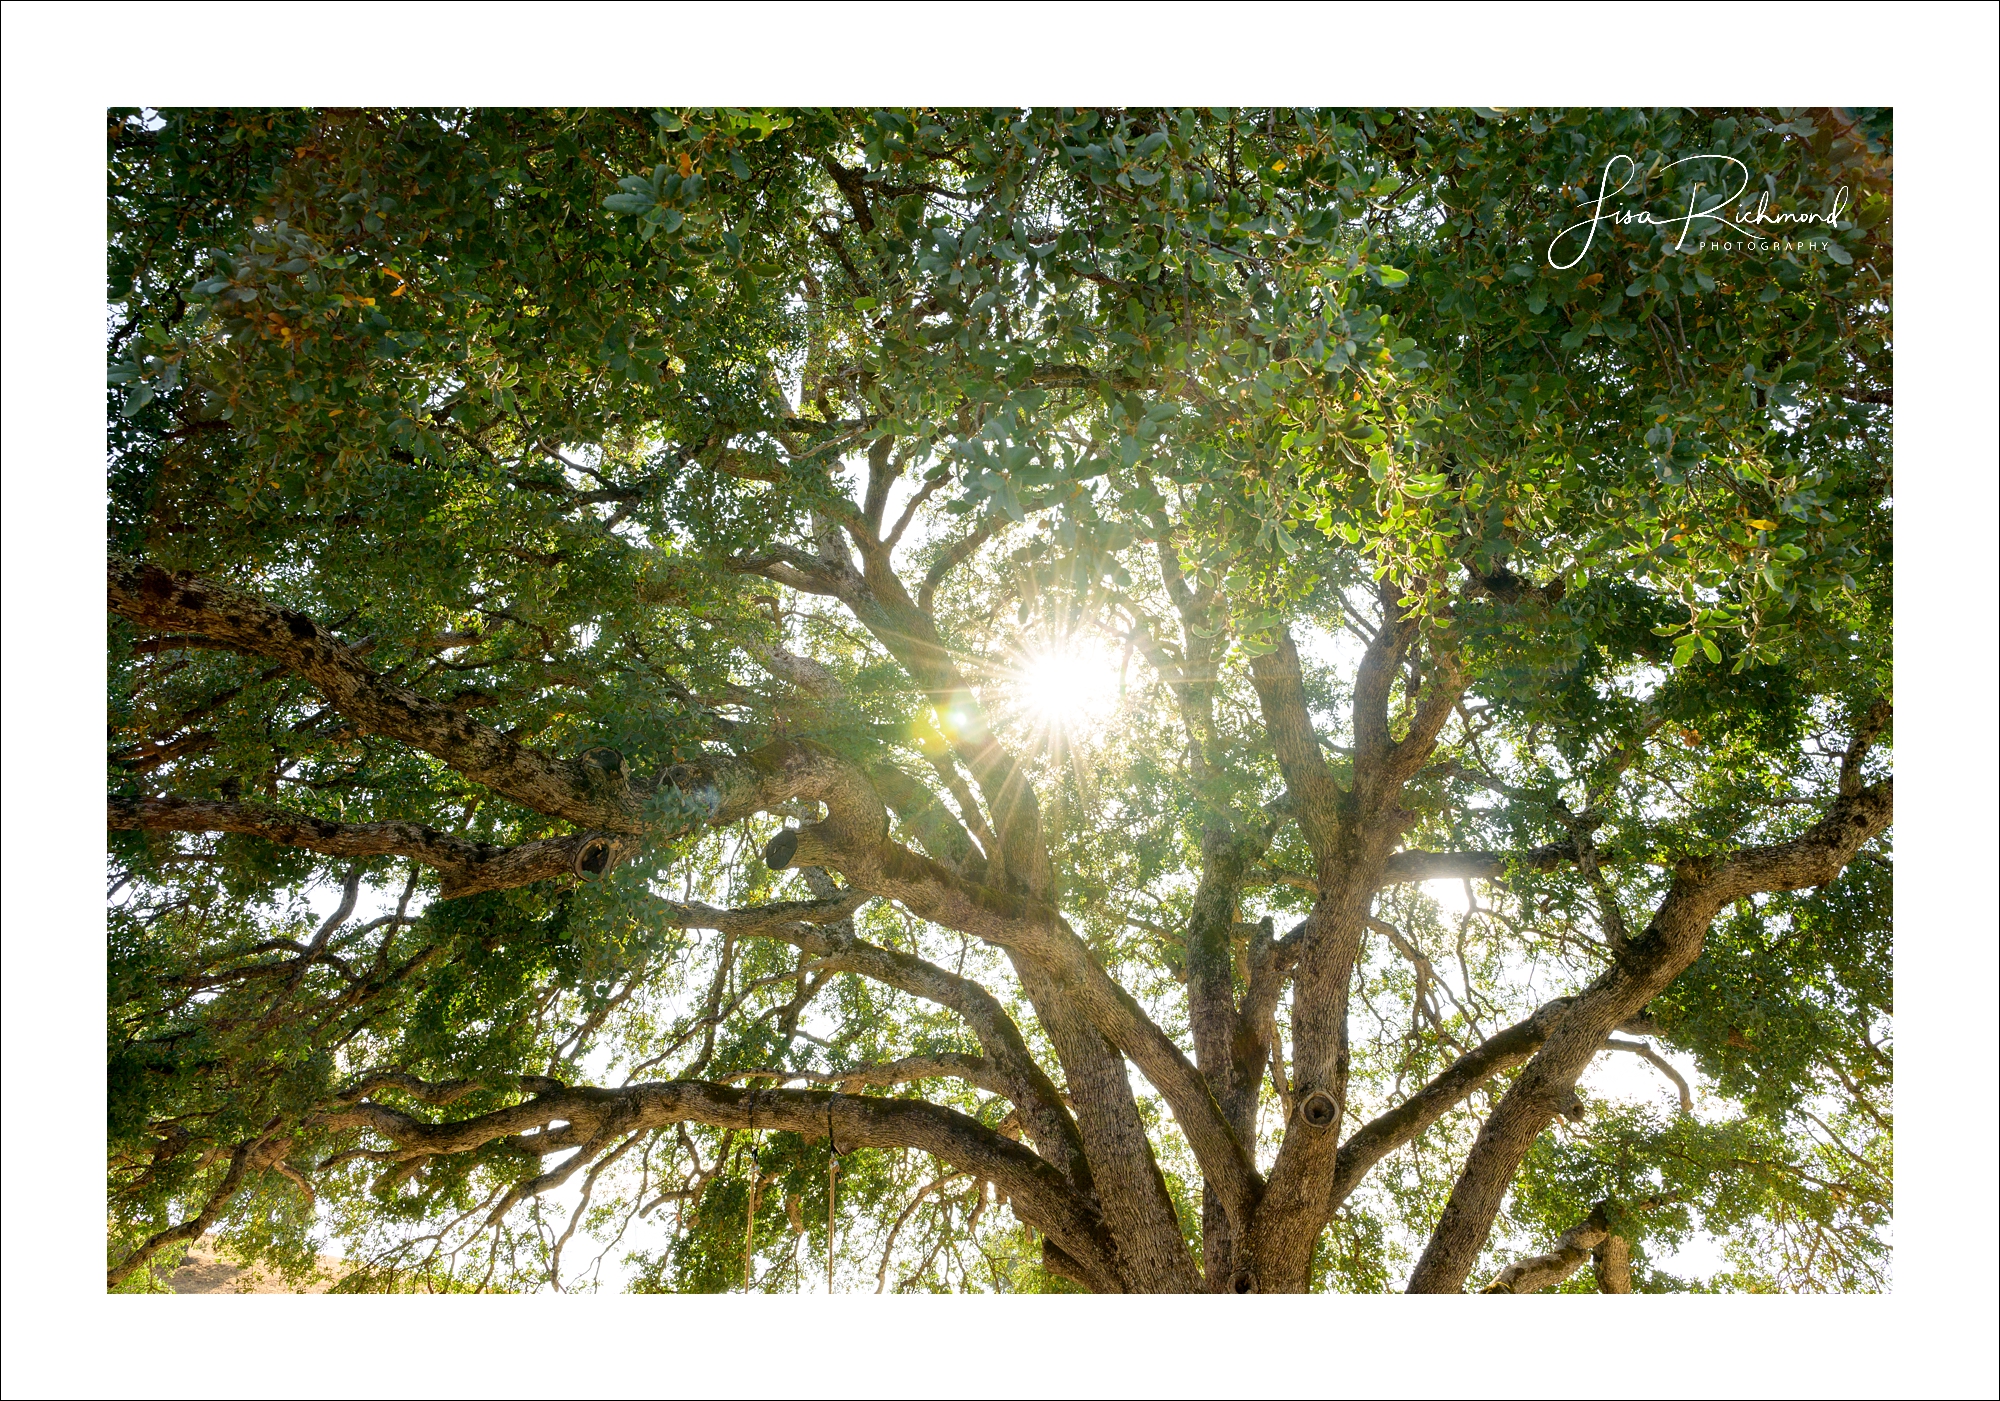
[997, 636, 1126, 750]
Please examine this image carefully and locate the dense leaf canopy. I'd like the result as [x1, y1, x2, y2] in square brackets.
[107, 106, 1891, 1294]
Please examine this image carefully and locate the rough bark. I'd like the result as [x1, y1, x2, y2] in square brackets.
[1185, 826, 1275, 1286]
[1480, 1201, 1619, 1294]
[1236, 612, 1465, 1292]
[1593, 1232, 1634, 1293]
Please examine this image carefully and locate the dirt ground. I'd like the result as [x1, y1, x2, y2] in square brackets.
[168, 1235, 350, 1294]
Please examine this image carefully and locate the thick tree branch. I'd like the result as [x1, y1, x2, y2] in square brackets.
[745, 641, 847, 700]
[1840, 698, 1892, 797]
[324, 1079, 1128, 1292]
[107, 558, 639, 832]
[664, 741, 1261, 1249]
[1480, 1201, 1619, 1294]
[1185, 826, 1271, 1287]
[1593, 1232, 1634, 1293]
[1380, 652, 1468, 788]
[1350, 598, 1417, 780]
[1233, 607, 1464, 1290]
[1246, 626, 1343, 857]
[109, 795, 626, 898]
[728, 473, 1204, 1286]
[644, 894, 1089, 1194]
[1327, 1000, 1571, 1211]
[866, 762, 988, 882]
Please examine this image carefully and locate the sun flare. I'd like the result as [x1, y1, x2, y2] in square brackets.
[1011, 640, 1124, 736]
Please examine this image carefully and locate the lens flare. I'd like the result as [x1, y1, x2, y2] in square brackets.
[1011, 639, 1123, 736]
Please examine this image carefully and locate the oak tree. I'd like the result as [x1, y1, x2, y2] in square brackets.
[107, 106, 1892, 1294]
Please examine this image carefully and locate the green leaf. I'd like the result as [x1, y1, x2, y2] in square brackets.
[1700, 636, 1723, 665]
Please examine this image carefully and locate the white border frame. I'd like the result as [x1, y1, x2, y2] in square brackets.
[4, 5, 1993, 1396]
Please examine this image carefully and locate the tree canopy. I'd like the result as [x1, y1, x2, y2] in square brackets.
[106, 106, 1892, 1294]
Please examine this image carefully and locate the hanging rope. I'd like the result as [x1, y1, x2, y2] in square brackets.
[826, 1096, 839, 1295]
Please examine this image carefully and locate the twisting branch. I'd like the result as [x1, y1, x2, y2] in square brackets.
[107, 558, 641, 831]
[731, 493, 1202, 1283]
[1233, 596, 1472, 1294]
[549, 1129, 645, 1291]
[1407, 776, 1893, 1294]
[109, 795, 628, 898]
[877, 1171, 971, 1293]
[319, 1079, 1130, 1293]
[107, 1122, 305, 1288]
[1602, 1035, 1693, 1114]
[644, 895, 1087, 1192]
[1327, 1000, 1572, 1212]
[918, 516, 1007, 616]
[1349, 593, 1420, 784]
[1481, 1200, 1625, 1294]
[661, 741, 1263, 1239]
[1368, 916, 1450, 1041]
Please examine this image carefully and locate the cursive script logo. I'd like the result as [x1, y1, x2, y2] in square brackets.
[1547, 155, 1851, 268]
